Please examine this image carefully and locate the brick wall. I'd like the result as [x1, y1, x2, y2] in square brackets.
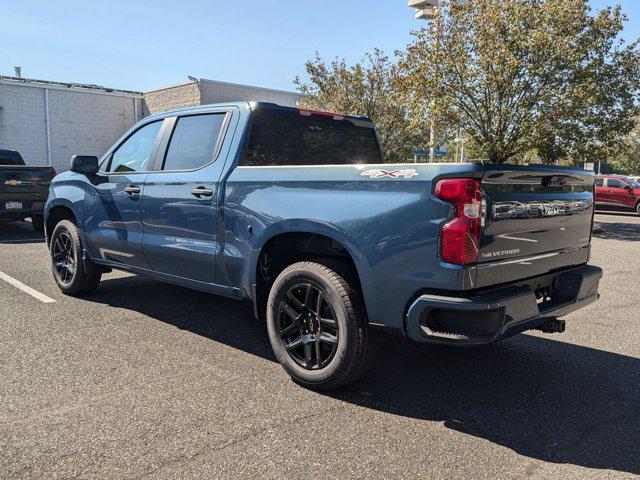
[0, 84, 48, 167]
[199, 80, 302, 107]
[0, 81, 142, 172]
[47, 90, 141, 172]
[143, 82, 201, 115]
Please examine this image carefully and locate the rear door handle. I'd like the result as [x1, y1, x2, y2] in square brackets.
[191, 187, 214, 198]
[124, 185, 141, 196]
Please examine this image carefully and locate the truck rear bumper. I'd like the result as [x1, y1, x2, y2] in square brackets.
[405, 265, 602, 345]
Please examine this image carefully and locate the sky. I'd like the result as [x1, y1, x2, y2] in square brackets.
[1, 0, 638, 93]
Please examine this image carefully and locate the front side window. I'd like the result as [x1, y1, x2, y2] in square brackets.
[108, 121, 163, 173]
[607, 179, 626, 189]
[162, 114, 226, 171]
[242, 108, 381, 167]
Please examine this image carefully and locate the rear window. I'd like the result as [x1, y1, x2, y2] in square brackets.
[242, 108, 381, 167]
[0, 150, 25, 166]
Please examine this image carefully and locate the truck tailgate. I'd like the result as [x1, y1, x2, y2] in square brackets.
[0, 167, 53, 212]
[476, 164, 595, 288]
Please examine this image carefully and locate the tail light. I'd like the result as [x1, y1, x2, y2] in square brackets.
[435, 178, 482, 265]
[51, 169, 57, 181]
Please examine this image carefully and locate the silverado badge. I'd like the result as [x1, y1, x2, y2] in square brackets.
[361, 169, 419, 179]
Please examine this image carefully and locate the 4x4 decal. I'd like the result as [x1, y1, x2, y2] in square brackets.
[361, 169, 419, 179]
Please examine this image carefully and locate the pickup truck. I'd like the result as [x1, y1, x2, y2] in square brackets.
[1, 149, 55, 232]
[45, 102, 602, 389]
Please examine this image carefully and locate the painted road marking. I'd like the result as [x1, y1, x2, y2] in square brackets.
[0, 271, 56, 304]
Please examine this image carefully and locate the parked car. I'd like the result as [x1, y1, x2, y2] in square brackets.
[45, 102, 602, 389]
[595, 175, 640, 215]
[0, 149, 56, 232]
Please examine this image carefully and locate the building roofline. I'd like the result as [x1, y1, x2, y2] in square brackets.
[145, 77, 303, 98]
[0, 75, 144, 98]
[198, 77, 303, 97]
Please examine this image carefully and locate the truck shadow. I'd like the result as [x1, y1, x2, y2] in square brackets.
[593, 222, 640, 242]
[89, 275, 639, 476]
[0, 221, 45, 244]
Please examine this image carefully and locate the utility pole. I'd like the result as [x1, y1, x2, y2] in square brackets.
[408, 1, 465, 163]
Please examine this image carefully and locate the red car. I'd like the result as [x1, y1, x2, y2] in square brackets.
[595, 175, 640, 215]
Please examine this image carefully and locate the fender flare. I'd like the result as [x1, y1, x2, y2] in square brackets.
[247, 219, 369, 291]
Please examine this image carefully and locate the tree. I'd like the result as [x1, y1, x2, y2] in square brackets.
[398, 0, 640, 164]
[609, 120, 640, 175]
[295, 49, 427, 163]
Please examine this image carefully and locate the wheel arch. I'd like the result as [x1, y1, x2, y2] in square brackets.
[45, 202, 78, 245]
[249, 222, 368, 318]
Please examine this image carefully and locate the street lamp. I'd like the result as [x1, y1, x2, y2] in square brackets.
[408, 0, 465, 162]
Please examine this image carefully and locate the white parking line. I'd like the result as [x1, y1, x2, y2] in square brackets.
[0, 271, 56, 304]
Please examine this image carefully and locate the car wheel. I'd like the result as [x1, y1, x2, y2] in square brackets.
[31, 214, 44, 233]
[266, 261, 368, 390]
[636, 202, 640, 216]
[50, 220, 101, 296]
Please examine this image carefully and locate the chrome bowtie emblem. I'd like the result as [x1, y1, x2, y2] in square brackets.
[361, 169, 419, 179]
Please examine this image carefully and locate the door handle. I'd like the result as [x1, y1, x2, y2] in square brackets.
[191, 187, 214, 198]
[124, 185, 141, 196]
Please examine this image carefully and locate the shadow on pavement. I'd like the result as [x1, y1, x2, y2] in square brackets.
[0, 220, 45, 244]
[90, 275, 640, 477]
[593, 222, 640, 242]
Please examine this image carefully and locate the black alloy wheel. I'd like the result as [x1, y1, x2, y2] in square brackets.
[278, 282, 340, 370]
[52, 230, 76, 285]
[266, 261, 369, 390]
[50, 220, 101, 296]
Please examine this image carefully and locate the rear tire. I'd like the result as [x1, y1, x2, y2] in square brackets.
[31, 214, 44, 233]
[266, 261, 368, 390]
[50, 220, 101, 296]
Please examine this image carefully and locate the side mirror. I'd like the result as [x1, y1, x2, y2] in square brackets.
[70, 155, 99, 174]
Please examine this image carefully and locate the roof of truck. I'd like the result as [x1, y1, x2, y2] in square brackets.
[145, 102, 373, 124]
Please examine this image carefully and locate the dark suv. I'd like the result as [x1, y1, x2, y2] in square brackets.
[595, 175, 640, 215]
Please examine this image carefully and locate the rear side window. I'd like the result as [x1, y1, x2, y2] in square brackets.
[109, 121, 163, 173]
[162, 114, 226, 171]
[242, 108, 381, 167]
[595, 178, 604, 187]
[0, 150, 25, 166]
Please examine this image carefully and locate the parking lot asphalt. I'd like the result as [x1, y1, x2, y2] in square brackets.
[0, 212, 638, 480]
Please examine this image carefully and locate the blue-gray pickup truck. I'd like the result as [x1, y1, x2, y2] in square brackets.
[45, 102, 602, 389]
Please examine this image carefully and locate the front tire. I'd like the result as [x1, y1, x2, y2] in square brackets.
[266, 261, 368, 390]
[50, 220, 101, 296]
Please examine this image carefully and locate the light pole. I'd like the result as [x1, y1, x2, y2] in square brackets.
[408, 1, 465, 163]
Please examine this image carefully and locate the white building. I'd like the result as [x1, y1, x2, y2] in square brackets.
[0, 75, 302, 172]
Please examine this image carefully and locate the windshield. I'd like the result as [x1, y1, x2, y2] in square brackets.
[243, 108, 381, 167]
[626, 178, 640, 188]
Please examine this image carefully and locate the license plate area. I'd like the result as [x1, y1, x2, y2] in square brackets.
[5, 202, 23, 210]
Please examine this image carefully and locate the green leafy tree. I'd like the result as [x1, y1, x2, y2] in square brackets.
[398, 0, 640, 164]
[295, 49, 427, 163]
[609, 120, 640, 175]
